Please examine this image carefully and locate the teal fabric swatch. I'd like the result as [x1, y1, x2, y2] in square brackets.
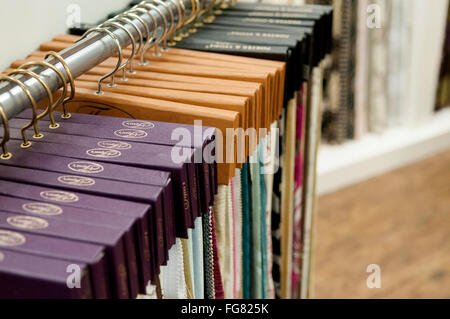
[241, 163, 251, 299]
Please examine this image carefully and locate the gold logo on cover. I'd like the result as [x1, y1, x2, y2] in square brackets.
[97, 140, 132, 150]
[86, 148, 122, 158]
[7, 216, 49, 230]
[114, 129, 148, 139]
[182, 182, 190, 211]
[122, 120, 155, 130]
[40, 190, 79, 203]
[22, 202, 63, 216]
[57, 175, 96, 187]
[0, 230, 26, 246]
[68, 161, 105, 174]
[118, 264, 128, 298]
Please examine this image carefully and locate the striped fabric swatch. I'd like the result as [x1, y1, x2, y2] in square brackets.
[211, 206, 225, 299]
[213, 185, 228, 297]
[233, 169, 243, 299]
[181, 238, 194, 299]
[250, 149, 262, 298]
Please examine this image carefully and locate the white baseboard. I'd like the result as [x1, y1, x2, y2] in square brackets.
[317, 108, 450, 196]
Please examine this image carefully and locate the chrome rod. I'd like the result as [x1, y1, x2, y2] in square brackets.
[0, 0, 191, 120]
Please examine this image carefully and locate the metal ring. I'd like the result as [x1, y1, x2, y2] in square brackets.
[19, 61, 68, 129]
[176, 0, 187, 29]
[8, 69, 53, 140]
[0, 102, 12, 160]
[78, 27, 123, 94]
[182, 0, 198, 36]
[116, 16, 143, 59]
[194, 0, 207, 27]
[189, 0, 201, 32]
[131, 5, 158, 65]
[153, 0, 175, 51]
[0, 75, 40, 148]
[122, 11, 150, 65]
[166, 0, 183, 45]
[184, 0, 197, 25]
[173, 0, 187, 40]
[99, 21, 136, 79]
[129, 7, 158, 63]
[139, 2, 168, 56]
[138, 2, 168, 56]
[44, 51, 75, 119]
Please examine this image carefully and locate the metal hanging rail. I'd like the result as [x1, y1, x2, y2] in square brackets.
[0, 0, 192, 121]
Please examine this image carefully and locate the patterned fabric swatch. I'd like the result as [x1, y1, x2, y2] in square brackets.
[213, 185, 228, 297]
[291, 88, 305, 298]
[161, 238, 187, 299]
[272, 111, 285, 299]
[211, 206, 225, 299]
[265, 121, 279, 299]
[203, 208, 215, 299]
[226, 181, 234, 299]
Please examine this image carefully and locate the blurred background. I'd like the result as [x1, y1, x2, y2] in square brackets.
[312, 0, 450, 299]
[240, 0, 450, 298]
[310, 0, 450, 299]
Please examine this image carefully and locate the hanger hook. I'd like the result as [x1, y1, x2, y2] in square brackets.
[120, 11, 150, 66]
[130, 5, 158, 65]
[138, 1, 168, 56]
[7, 69, 53, 141]
[184, 0, 198, 28]
[99, 20, 136, 80]
[129, 7, 158, 65]
[19, 61, 68, 129]
[194, 0, 207, 27]
[0, 75, 40, 148]
[8, 69, 53, 133]
[114, 15, 143, 75]
[78, 27, 123, 94]
[175, 0, 187, 31]
[0, 102, 12, 160]
[170, 0, 187, 41]
[165, 0, 183, 46]
[153, 0, 175, 51]
[44, 51, 75, 119]
[167, 0, 184, 45]
[184, 0, 199, 32]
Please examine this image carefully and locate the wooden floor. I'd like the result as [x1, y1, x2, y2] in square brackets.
[311, 149, 450, 299]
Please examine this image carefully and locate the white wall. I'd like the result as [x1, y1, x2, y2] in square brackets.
[0, 0, 131, 71]
[406, 0, 449, 127]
